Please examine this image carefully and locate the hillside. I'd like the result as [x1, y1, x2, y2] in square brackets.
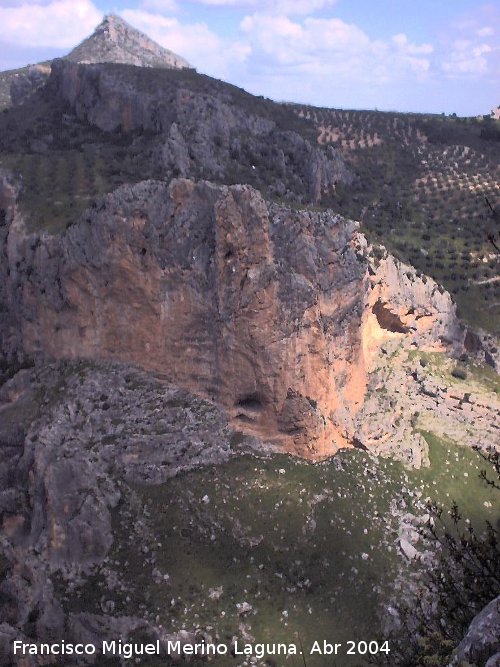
[290, 104, 500, 334]
[2, 60, 497, 335]
[0, 59, 349, 235]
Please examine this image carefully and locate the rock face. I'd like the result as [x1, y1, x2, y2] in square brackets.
[1, 178, 364, 456]
[8, 64, 51, 107]
[66, 14, 191, 70]
[358, 253, 469, 465]
[449, 595, 500, 667]
[45, 58, 352, 204]
[0, 360, 238, 664]
[361, 247, 463, 368]
[0, 175, 462, 458]
[349, 241, 500, 466]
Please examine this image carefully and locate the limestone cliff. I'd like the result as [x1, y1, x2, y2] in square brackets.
[0, 174, 463, 459]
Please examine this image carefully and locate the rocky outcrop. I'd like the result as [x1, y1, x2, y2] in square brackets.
[0, 360, 242, 662]
[355, 335, 500, 466]
[46, 58, 352, 204]
[347, 239, 500, 467]
[1, 178, 366, 456]
[0, 170, 20, 372]
[0, 65, 51, 111]
[449, 595, 500, 667]
[0, 175, 464, 459]
[8, 64, 51, 107]
[360, 244, 463, 369]
[464, 328, 500, 374]
[66, 14, 191, 70]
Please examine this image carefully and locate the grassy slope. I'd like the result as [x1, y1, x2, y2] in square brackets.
[59, 435, 498, 667]
[57, 340, 498, 665]
[0, 80, 163, 234]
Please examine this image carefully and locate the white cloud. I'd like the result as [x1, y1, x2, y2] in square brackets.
[0, 0, 53, 5]
[0, 0, 101, 48]
[476, 26, 494, 37]
[184, 0, 337, 16]
[441, 5, 498, 78]
[442, 40, 495, 75]
[120, 9, 250, 76]
[392, 33, 433, 55]
[138, 0, 179, 12]
[239, 14, 433, 85]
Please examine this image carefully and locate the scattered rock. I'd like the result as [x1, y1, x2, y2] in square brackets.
[399, 538, 419, 561]
[236, 602, 253, 616]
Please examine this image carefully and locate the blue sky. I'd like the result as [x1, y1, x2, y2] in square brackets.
[0, 0, 498, 115]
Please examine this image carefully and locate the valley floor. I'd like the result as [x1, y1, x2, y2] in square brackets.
[1, 361, 498, 667]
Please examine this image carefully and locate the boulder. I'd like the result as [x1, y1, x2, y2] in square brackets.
[449, 595, 500, 667]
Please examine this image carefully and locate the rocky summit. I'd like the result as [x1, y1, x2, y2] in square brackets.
[66, 14, 191, 70]
[0, 13, 499, 667]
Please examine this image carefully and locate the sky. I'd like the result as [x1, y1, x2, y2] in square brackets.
[0, 0, 498, 116]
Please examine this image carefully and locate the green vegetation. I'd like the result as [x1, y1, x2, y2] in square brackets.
[294, 105, 500, 335]
[59, 436, 498, 666]
[1, 149, 110, 233]
[413, 431, 497, 526]
[407, 350, 499, 396]
[0, 92, 164, 233]
[387, 440, 499, 667]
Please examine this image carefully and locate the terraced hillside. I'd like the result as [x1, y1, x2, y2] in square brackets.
[292, 105, 500, 334]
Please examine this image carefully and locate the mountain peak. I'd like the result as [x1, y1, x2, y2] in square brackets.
[65, 13, 191, 70]
[97, 14, 130, 33]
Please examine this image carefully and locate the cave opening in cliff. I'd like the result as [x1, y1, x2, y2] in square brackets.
[372, 299, 410, 334]
[235, 393, 264, 411]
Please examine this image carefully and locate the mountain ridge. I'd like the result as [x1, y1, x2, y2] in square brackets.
[0, 13, 190, 110]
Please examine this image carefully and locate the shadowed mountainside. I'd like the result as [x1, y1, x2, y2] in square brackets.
[0, 58, 352, 237]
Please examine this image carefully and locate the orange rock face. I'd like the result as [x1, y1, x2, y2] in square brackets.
[359, 249, 463, 372]
[1, 178, 462, 458]
[2, 179, 372, 457]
